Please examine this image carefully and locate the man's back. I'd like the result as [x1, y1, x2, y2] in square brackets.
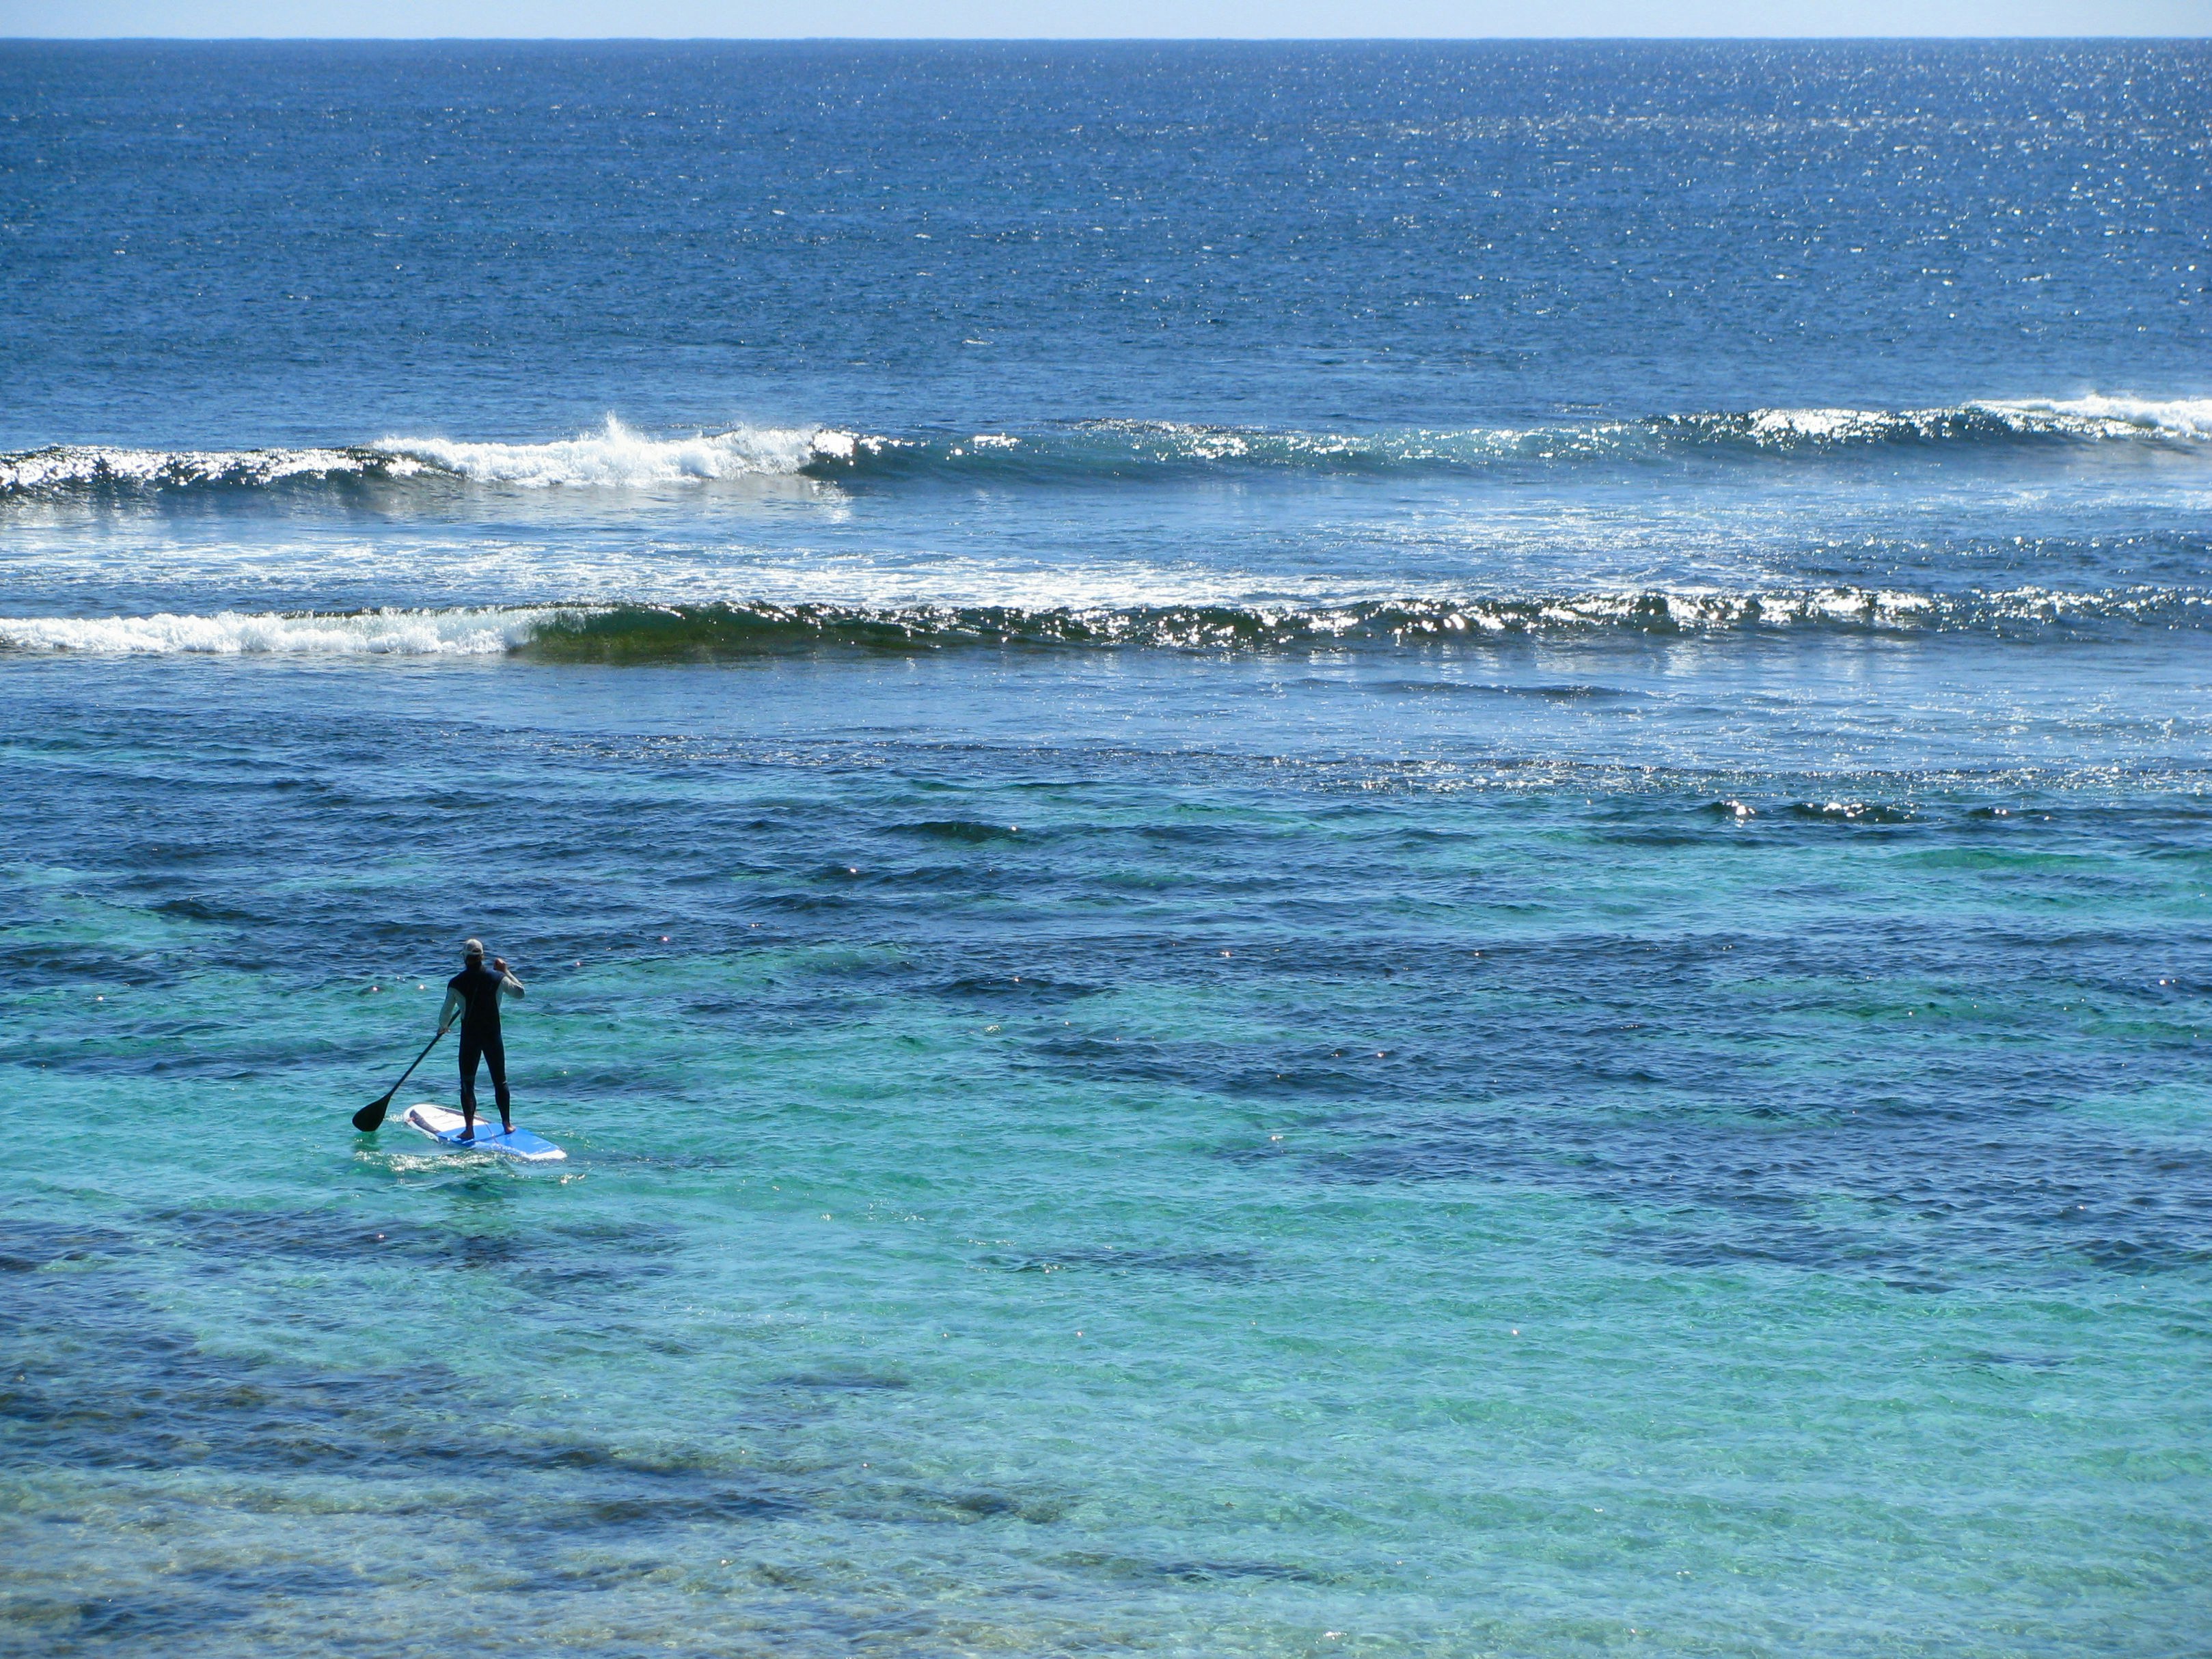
[446, 961, 514, 1032]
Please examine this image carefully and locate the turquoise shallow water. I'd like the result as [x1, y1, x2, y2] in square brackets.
[5, 652, 2209, 1655]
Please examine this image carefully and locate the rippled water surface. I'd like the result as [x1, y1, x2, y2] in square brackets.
[3, 39, 2210, 1659]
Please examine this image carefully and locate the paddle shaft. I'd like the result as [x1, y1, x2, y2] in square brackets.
[354, 1023, 449, 1131]
[387, 1022, 449, 1097]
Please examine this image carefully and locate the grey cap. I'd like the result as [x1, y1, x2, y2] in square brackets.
[463, 938, 484, 959]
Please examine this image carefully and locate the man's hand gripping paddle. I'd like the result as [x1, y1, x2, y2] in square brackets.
[353, 1024, 450, 1132]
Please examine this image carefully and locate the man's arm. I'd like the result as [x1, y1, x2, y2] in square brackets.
[439, 987, 464, 1031]
[495, 957, 525, 1000]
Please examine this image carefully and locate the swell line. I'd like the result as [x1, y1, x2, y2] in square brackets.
[5, 587, 2208, 658]
[5, 396, 2208, 500]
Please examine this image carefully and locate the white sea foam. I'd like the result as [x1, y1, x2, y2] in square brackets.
[371, 417, 858, 486]
[1516, 588, 1932, 629]
[1975, 395, 2212, 443]
[0, 607, 558, 655]
[0, 445, 413, 493]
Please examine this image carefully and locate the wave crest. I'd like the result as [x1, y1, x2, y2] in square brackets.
[7, 396, 2206, 500]
[0, 418, 864, 497]
[370, 417, 861, 486]
[0, 444, 422, 495]
[0, 607, 555, 655]
[517, 592, 1956, 658]
[7, 586, 2207, 659]
[1658, 396, 2212, 450]
[1982, 395, 2212, 443]
[828, 398, 2212, 478]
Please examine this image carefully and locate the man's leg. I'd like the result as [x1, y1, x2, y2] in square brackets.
[459, 1032, 481, 1137]
[485, 1033, 511, 1132]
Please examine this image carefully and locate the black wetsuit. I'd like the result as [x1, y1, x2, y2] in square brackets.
[447, 961, 512, 1123]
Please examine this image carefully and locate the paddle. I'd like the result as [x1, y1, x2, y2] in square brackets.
[353, 1024, 450, 1133]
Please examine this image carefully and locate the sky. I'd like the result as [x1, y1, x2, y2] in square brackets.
[8, 0, 2210, 38]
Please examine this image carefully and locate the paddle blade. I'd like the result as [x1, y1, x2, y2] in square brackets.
[353, 1093, 393, 1133]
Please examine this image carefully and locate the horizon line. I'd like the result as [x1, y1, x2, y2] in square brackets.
[6, 31, 2209, 41]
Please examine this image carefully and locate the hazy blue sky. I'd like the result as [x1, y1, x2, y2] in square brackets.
[9, 1, 2209, 38]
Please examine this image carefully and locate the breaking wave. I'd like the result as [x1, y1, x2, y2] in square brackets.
[0, 419, 860, 499]
[5, 586, 2207, 659]
[370, 419, 853, 486]
[5, 396, 2207, 500]
[0, 444, 428, 495]
[0, 607, 557, 655]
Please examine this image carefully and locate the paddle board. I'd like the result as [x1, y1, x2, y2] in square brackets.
[402, 1102, 566, 1162]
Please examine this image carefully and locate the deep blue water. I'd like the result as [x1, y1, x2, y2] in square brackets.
[2, 40, 2210, 1659]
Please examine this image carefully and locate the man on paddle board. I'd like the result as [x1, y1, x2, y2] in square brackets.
[439, 939, 525, 1140]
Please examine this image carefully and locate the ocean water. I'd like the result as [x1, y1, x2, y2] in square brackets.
[3, 39, 2211, 1658]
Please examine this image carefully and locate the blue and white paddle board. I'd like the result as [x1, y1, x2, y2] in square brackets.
[402, 1102, 566, 1162]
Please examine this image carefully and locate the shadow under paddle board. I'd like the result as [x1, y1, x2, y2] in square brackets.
[402, 1102, 566, 1162]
